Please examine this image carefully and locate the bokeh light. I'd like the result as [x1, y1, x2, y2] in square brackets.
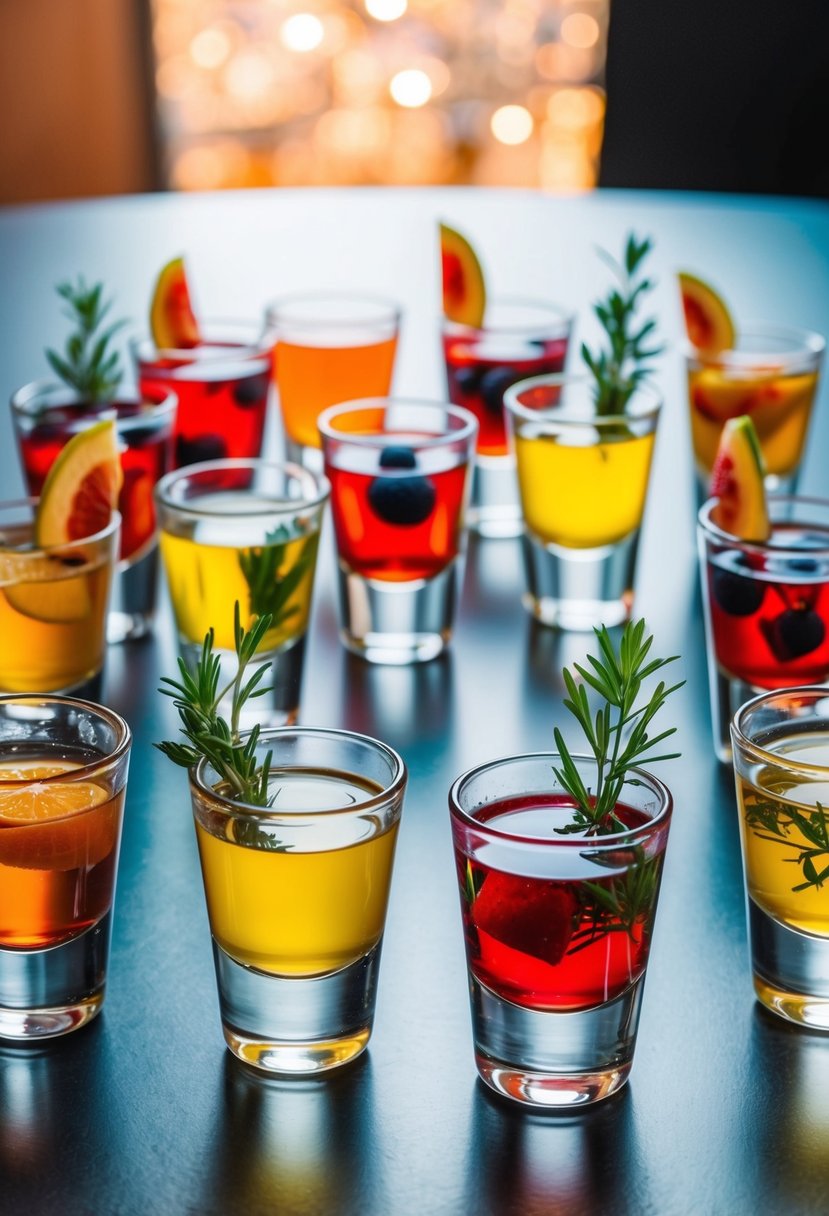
[491, 105, 534, 145]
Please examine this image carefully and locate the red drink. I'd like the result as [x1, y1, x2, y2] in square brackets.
[456, 794, 664, 1013]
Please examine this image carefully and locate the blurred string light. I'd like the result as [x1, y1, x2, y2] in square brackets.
[151, 0, 609, 191]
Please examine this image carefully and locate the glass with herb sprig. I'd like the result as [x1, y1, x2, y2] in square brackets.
[154, 458, 329, 728]
[11, 279, 177, 642]
[449, 620, 680, 1108]
[732, 686, 829, 1030]
[503, 233, 663, 632]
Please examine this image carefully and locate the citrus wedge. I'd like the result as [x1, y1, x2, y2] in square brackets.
[440, 223, 486, 328]
[678, 272, 736, 355]
[150, 256, 201, 349]
[710, 415, 771, 541]
[34, 419, 122, 547]
[3, 559, 91, 623]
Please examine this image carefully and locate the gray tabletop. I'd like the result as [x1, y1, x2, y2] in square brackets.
[1, 187, 828, 1216]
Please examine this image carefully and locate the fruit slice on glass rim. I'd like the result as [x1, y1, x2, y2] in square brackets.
[709, 415, 771, 542]
[150, 256, 201, 349]
[440, 222, 486, 328]
[678, 272, 736, 356]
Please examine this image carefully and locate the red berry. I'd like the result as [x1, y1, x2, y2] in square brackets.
[473, 871, 576, 967]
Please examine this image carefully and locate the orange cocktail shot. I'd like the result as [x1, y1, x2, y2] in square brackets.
[0, 696, 131, 1039]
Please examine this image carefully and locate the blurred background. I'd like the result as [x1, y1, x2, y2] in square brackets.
[2, 0, 829, 205]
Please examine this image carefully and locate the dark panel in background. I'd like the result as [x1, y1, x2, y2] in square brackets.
[601, 0, 829, 197]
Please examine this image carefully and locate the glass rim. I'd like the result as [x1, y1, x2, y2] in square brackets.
[190, 725, 407, 818]
[154, 459, 330, 517]
[0, 693, 132, 789]
[697, 495, 829, 554]
[317, 398, 478, 447]
[682, 322, 825, 368]
[130, 321, 275, 362]
[448, 751, 672, 845]
[441, 296, 575, 335]
[0, 499, 121, 553]
[264, 291, 402, 328]
[731, 685, 829, 776]
[11, 378, 178, 419]
[503, 373, 663, 423]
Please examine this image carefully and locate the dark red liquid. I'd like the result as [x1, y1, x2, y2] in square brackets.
[443, 333, 568, 456]
[326, 451, 468, 580]
[707, 534, 829, 687]
[17, 400, 173, 561]
[138, 346, 271, 471]
[456, 794, 664, 1012]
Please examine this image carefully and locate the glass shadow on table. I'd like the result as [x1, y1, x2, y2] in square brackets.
[338, 650, 456, 763]
[463, 1080, 649, 1216]
[199, 1052, 389, 1215]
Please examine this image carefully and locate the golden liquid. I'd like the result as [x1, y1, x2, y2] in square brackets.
[195, 770, 398, 975]
[688, 367, 818, 478]
[275, 336, 397, 448]
[737, 733, 829, 935]
[0, 560, 110, 692]
[514, 430, 655, 548]
[160, 529, 317, 651]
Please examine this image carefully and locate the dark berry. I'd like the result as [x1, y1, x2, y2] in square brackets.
[479, 367, 519, 416]
[367, 473, 436, 526]
[762, 609, 826, 661]
[176, 434, 227, 467]
[126, 424, 159, 448]
[378, 445, 417, 470]
[453, 367, 483, 396]
[789, 558, 820, 575]
[233, 373, 270, 408]
[712, 569, 766, 616]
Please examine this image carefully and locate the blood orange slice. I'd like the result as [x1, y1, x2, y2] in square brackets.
[710, 415, 771, 541]
[150, 256, 201, 349]
[34, 419, 122, 547]
[678, 272, 736, 355]
[440, 223, 486, 328]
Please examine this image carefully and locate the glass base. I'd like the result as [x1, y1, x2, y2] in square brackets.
[749, 898, 829, 1030]
[179, 633, 306, 728]
[520, 531, 637, 632]
[284, 437, 324, 476]
[107, 545, 158, 644]
[708, 665, 760, 765]
[469, 974, 643, 1109]
[0, 913, 111, 1040]
[213, 940, 381, 1074]
[336, 561, 459, 664]
[468, 454, 522, 539]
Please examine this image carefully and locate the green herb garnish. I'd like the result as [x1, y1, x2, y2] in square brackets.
[156, 605, 274, 806]
[553, 619, 683, 836]
[238, 528, 319, 627]
[45, 278, 126, 403]
[581, 233, 663, 416]
[745, 797, 829, 892]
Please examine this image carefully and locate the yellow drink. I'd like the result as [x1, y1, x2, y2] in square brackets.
[737, 732, 829, 936]
[514, 429, 656, 548]
[194, 769, 399, 975]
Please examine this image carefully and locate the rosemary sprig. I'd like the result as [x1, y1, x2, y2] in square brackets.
[156, 605, 274, 806]
[581, 233, 663, 416]
[238, 527, 318, 626]
[45, 278, 126, 403]
[744, 797, 829, 892]
[553, 619, 683, 835]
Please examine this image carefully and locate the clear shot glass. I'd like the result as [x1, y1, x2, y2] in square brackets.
[0, 695, 131, 1038]
[698, 496, 829, 762]
[11, 380, 176, 643]
[155, 459, 329, 728]
[732, 686, 829, 1030]
[504, 374, 661, 631]
[189, 725, 406, 1073]
[449, 752, 672, 1108]
[442, 299, 573, 538]
[0, 500, 120, 699]
[318, 399, 477, 664]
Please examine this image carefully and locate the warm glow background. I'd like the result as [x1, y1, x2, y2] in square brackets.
[151, 0, 609, 192]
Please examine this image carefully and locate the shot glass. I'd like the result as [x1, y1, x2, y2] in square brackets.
[685, 324, 824, 496]
[732, 686, 829, 1029]
[0, 695, 131, 1038]
[0, 501, 120, 699]
[442, 299, 573, 538]
[318, 399, 477, 664]
[11, 380, 176, 642]
[698, 496, 829, 763]
[132, 320, 274, 469]
[155, 459, 329, 727]
[265, 293, 400, 467]
[504, 374, 661, 631]
[449, 752, 672, 1108]
[189, 725, 406, 1073]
